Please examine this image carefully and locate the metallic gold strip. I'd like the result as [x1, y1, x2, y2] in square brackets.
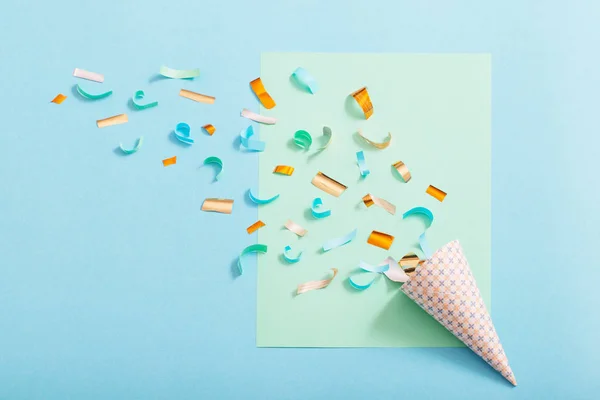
[311, 172, 347, 197]
[357, 129, 392, 149]
[392, 160, 411, 182]
[426, 185, 447, 202]
[350, 86, 373, 119]
[162, 156, 177, 167]
[96, 114, 128, 128]
[399, 252, 424, 274]
[273, 165, 294, 176]
[201, 198, 234, 214]
[362, 194, 396, 215]
[284, 219, 307, 237]
[203, 124, 216, 135]
[250, 77, 276, 109]
[296, 268, 338, 295]
[51, 94, 67, 104]
[179, 89, 215, 104]
[246, 220, 265, 234]
[367, 230, 395, 250]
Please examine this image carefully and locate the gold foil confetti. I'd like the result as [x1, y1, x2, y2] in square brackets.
[273, 165, 294, 176]
[392, 160, 411, 182]
[201, 198, 234, 214]
[96, 114, 128, 128]
[350, 86, 373, 119]
[250, 77, 276, 109]
[357, 129, 392, 149]
[367, 230, 395, 250]
[362, 194, 396, 215]
[311, 172, 347, 197]
[284, 219, 307, 237]
[246, 220, 265, 234]
[296, 268, 338, 295]
[203, 124, 216, 135]
[162, 156, 177, 167]
[179, 89, 215, 104]
[426, 185, 447, 202]
[51, 94, 67, 104]
[399, 252, 424, 274]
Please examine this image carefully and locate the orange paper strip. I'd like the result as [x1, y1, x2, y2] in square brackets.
[250, 77, 276, 109]
[179, 89, 215, 104]
[296, 268, 338, 295]
[201, 198, 234, 214]
[162, 156, 177, 167]
[96, 114, 128, 128]
[273, 165, 294, 176]
[367, 230, 395, 250]
[351, 86, 373, 119]
[311, 172, 347, 197]
[246, 220, 265, 234]
[51, 94, 67, 104]
[203, 124, 216, 135]
[392, 160, 411, 182]
[426, 185, 447, 202]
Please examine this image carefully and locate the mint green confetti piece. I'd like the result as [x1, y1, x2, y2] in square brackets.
[76, 84, 113, 100]
[119, 136, 143, 155]
[132, 90, 158, 110]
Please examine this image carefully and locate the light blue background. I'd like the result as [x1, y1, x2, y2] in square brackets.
[0, 1, 597, 398]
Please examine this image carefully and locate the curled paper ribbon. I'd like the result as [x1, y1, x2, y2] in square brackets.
[132, 90, 158, 110]
[203, 124, 216, 136]
[367, 230, 395, 250]
[273, 165, 294, 176]
[312, 172, 347, 197]
[402, 207, 434, 258]
[51, 94, 67, 104]
[203, 156, 223, 181]
[240, 126, 265, 152]
[291, 67, 319, 94]
[296, 268, 338, 295]
[162, 156, 177, 167]
[73, 68, 104, 83]
[426, 185, 447, 202]
[384, 256, 411, 283]
[159, 66, 200, 79]
[350, 87, 373, 119]
[357, 129, 392, 149]
[97, 114, 128, 128]
[362, 194, 396, 215]
[119, 137, 143, 155]
[284, 220, 307, 237]
[174, 122, 194, 144]
[246, 220, 265, 234]
[356, 150, 370, 177]
[348, 259, 392, 291]
[311, 197, 331, 219]
[76, 84, 112, 100]
[237, 244, 267, 275]
[250, 77, 276, 109]
[293, 130, 312, 149]
[201, 198, 234, 214]
[179, 89, 215, 104]
[283, 245, 303, 263]
[392, 161, 411, 182]
[248, 189, 280, 205]
[322, 228, 357, 252]
[240, 108, 277, 125]
[318, 126, 333, 151]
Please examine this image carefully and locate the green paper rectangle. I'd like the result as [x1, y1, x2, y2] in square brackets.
[257, 53, 490, 347]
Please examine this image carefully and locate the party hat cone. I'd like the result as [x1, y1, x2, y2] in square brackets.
[401, 240, 517, 386]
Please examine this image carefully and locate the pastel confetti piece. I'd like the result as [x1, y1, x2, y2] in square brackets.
[159, 66, 200, 79]
[250, 77, 276, 109]
[293, 130, 312, 149]
[426, 185, 447, 202]
[357, 129, 392, 149]
[350, 257, 408, 290]
[179, 89, 215, 104]
[419, 232, 432, 259]
[119, 137, 143, 155]
[76, 84, 113, 100]
[202, 124, 216, 135]
[162, 156, 177, 167]
[291, 67, 319, 94]
[356, 150, 370, 177]
[273, 165, 294, 176]
[239, 126, 265, 152]
[392, 160, 411, 182]
[132, 90, 158, 110]
[237, 244, 268, 275]
[367, 230, 394, 250]
[350, 86, 373, 119]
[248, 189, 280, 205]
[348, 274, 376, 291]
[96, 114, 128, 128]
[284, 220, 307, 237]
[283, 245, 303, 263]
[322, 228, 357, 252]
[240, 108, 277, 125]
[203, 156, 223, 181]
[399, 252, 423, 273]
[318, 126, 333, 151]
[201, 198, 234, 214]
[362, 193, 396, 215]
[246, 220, 266, 234]
[73, 68, 104, 83]
[402, 207, 434, 259]
[311, 172, 347, 197]
[51, 94, 67, 104]
[311, 197, 331, 219]
[173, 122, 194, 145]
[383, 256, 411, 283]
[296, 268, 337, 295]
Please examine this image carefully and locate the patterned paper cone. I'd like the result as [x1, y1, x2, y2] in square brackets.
[401, 240, 517, 386]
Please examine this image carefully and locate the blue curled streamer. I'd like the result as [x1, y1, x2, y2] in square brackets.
[356, 150, 370, 177]
[283, 245, 303, 263]
[349, 260, 392, 291]
[240, 125, 265, 152]
[291, 67, 319, 94]
[322, 228, 357, 252]
[248, 188, 280, 205]
[311, 197, 331, 219]
[174, 122, 194, 144]
[402, 206, 434, 259]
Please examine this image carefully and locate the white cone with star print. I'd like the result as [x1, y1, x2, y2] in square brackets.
[401, 240, 517, 386]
